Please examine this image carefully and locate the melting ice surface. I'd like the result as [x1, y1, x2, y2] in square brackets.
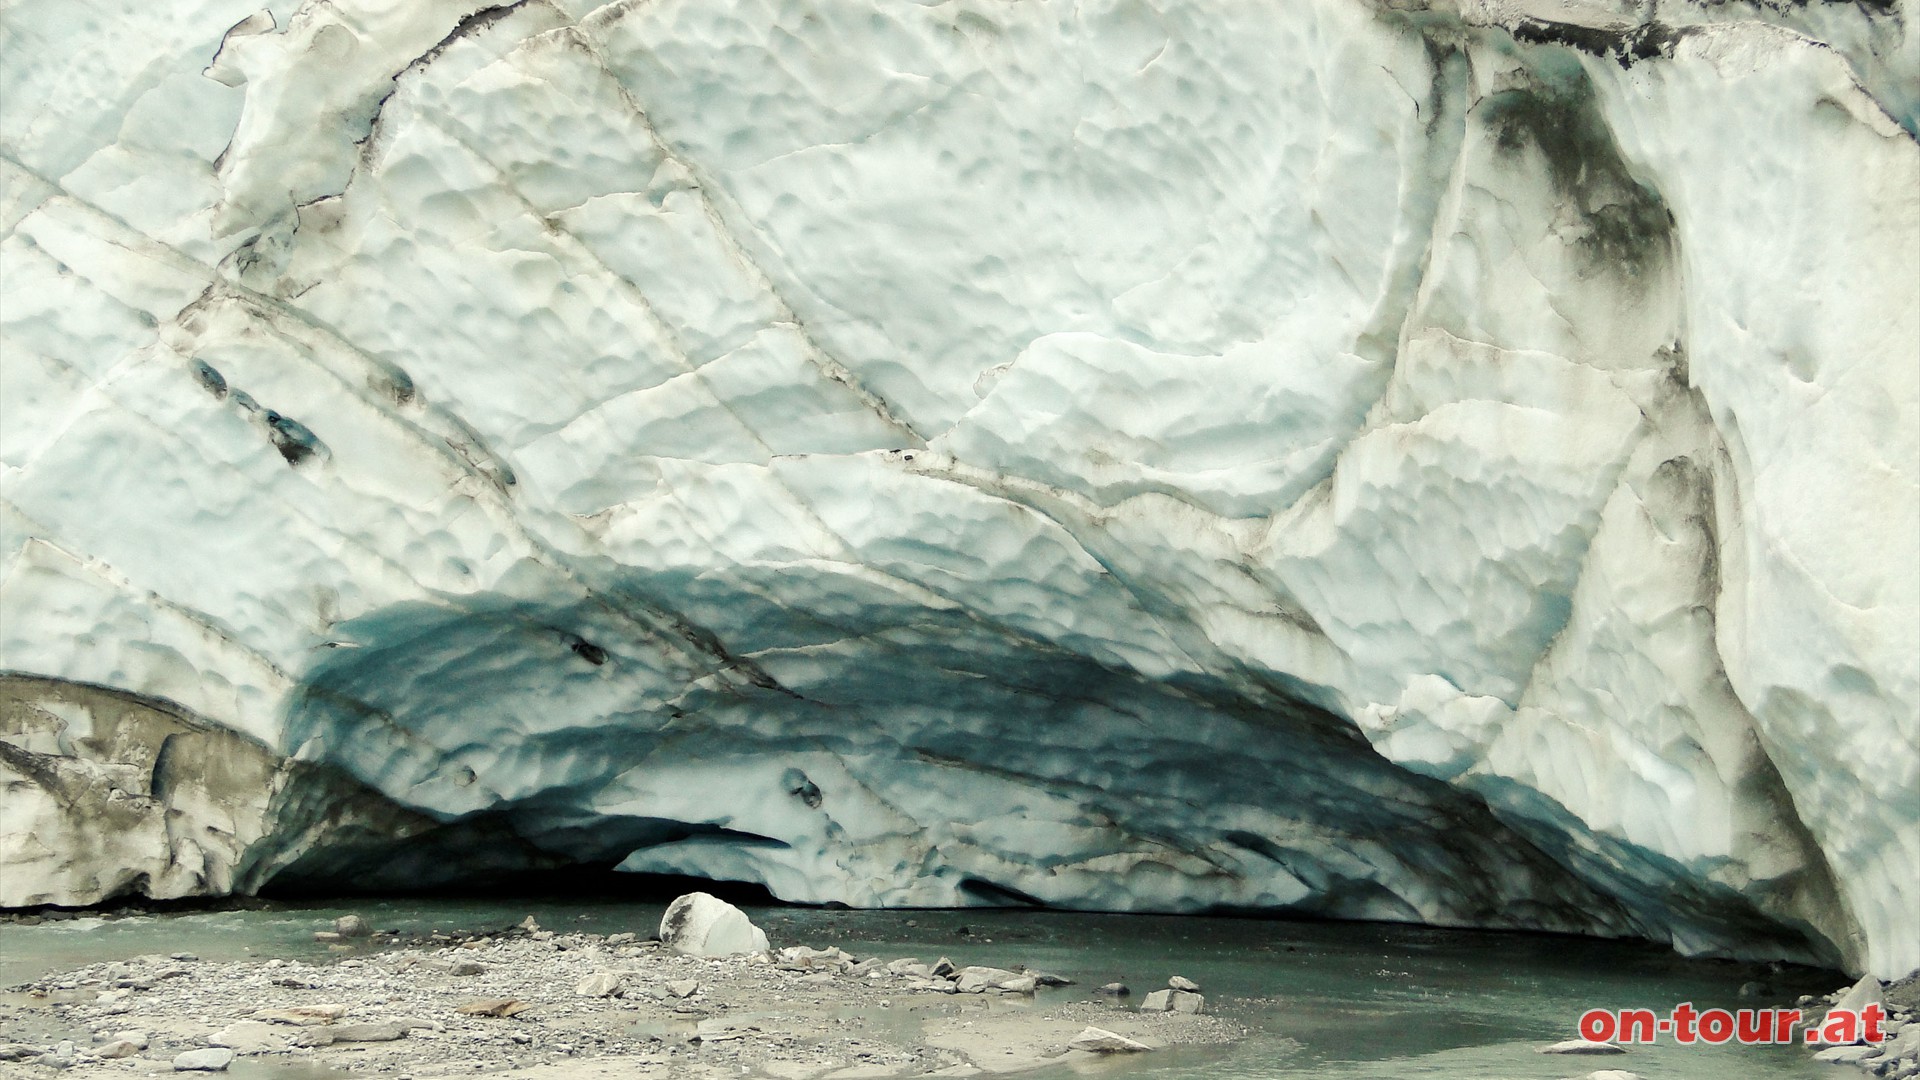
[0, 902, 1846, 1078]
[2, 0, 1916, 984]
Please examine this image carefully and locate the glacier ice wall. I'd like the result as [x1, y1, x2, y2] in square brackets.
[1, 0, 1914, 976]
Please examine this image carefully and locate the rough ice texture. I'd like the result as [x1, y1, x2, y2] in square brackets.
[1, 0, 1914, 976]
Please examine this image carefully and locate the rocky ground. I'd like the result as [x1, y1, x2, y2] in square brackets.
[1532, 971, 1920, 1080]
[1790, 971, 1920, 1079]
[0, 910, 1242, 1078]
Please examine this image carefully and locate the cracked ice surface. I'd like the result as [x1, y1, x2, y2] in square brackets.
[1, 0, 1914, 976]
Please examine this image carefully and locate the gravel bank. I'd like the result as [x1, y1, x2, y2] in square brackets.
[0, 914, 1243, 1078]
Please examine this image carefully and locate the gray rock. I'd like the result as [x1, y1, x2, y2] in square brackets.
[454, 998, 530, 1018]
[1813, 1044, 1881, 1064]
[1539, 1039, 1627, 1055]
[1169, 975, 1201, 992]
[1828, 974, 1886, 1038]
[172, 1048, 236, 1072]
[36, 1041, 76, 1070]
[449, 960, 486, 976]
[777, 945, 854, 971]
[333, 914, 372, 938]
[954, 966, 1022, 993]
[930, 958, 956, 978]
[291, 1030, 336, 1049]
[1095, 982, 1131, 997]
[1140, 989, 1205, 1014]
[0, 1045, 39, 1062]
[666, 979, 700, 999]
[1874, 1024, 1920, 1062]
[575, 972, 622, 998]
[209, 1020, 285, 1053]
[329, 1023, 407, 1043]
[251, 1004, 348, 1025]
[91, 1040, 142, 1059]
[998, 976, 1038, 995]
[1068, 1026, 1154, 1053]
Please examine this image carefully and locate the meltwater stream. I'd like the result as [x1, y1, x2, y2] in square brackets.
[0, 900, 1844, 1078]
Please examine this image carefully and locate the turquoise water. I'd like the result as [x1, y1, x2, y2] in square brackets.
[0, 900, 1843, 1078]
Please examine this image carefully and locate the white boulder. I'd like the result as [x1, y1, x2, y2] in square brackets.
[659, 893, 769, 958]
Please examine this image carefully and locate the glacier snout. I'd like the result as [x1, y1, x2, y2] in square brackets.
[0, 0, 1914, 977]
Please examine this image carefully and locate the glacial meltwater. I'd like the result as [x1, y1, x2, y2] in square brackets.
[0, 900, 1845, 1078]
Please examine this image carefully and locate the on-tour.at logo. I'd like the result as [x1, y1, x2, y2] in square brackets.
[1576, 1003, 1886, 1046]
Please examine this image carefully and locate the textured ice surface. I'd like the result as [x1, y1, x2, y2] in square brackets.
[1, 0, 1914, 976]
